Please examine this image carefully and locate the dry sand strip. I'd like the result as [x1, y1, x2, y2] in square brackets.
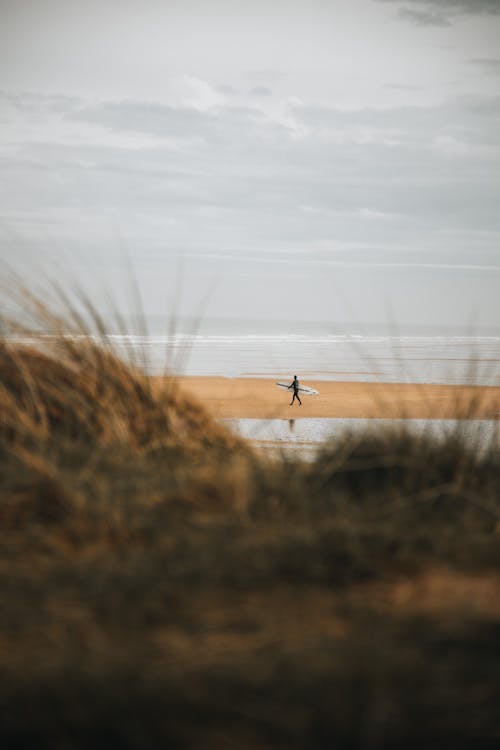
[160, 377, 500, 420]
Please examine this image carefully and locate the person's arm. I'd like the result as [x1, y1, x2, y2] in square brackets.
[287, 382, 293, 389]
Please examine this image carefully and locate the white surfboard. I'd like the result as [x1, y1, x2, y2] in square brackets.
[276, 382, 319, 396]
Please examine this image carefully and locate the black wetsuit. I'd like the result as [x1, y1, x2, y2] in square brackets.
[288, 377, 302, 406]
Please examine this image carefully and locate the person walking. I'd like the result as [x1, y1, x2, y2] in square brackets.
[288, 375, 302, 406]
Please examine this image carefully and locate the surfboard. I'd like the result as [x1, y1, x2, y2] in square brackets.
[276, 382, 319, 396]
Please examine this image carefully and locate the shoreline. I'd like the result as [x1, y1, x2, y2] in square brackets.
[157, 377, 500, 420]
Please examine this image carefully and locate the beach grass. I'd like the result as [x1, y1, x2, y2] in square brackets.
[1, 295, 500, 748]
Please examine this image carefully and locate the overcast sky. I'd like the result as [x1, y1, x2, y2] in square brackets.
[1, 0, 500, 328]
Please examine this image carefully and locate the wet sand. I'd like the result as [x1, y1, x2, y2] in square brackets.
[165, 377, 500, 420]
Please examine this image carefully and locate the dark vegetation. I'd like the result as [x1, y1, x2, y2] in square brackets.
[1, 295, 500, 749]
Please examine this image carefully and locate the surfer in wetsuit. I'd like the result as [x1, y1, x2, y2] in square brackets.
[288, 375, 302, 406]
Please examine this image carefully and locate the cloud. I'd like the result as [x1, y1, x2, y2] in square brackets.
[68, 100, 210, 139]
[377, 0, 500, 25]
[459, 93, 500, 116]
[168, 75, 226, 112]
[249, 86, 273, 97]
[468, 58, 500, 73]
[2, 87, 500, 282]
[66, 99, 278, 147]
[216, 84, 238, 96]
[0, 90, 80, 117]
[399, 7, 451, 25]
[384, 83, 425, 91]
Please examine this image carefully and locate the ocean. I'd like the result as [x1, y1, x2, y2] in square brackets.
[225, 417, 500, 459]
[12, 315, 500, 384]
[102, 316, 500, 386]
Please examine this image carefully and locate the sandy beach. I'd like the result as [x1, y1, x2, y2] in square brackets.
[169, 377, 500, 420]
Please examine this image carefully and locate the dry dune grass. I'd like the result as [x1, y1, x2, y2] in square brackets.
[1, 292, 500, 749]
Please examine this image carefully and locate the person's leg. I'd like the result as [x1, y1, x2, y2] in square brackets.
[298, 394, 302, 405]
[290, 392, 295, 405]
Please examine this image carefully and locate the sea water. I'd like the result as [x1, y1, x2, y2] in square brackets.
[13, 316, 500, 385]
[224, 417, 500, 459]
[101, 316, 500, 386]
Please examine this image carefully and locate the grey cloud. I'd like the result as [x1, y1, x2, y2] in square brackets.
[66, 99, 280, 145]
[67, 100, 211, 138]
[246, 69, 289, 80]
[249, 86, 272, 97]
[0, 90, 80, 116]
[460, 94, 500, 116]
[289, 95, 500, 148]
[384, 83, 425, 90]
[21, 127, 500, 239]
[216, 84, 238, 96]
[2, 89, 500, 274]
[399, 7, 451, 25]
[377, 0, 500, 25]
[468, 58, 500, 73]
